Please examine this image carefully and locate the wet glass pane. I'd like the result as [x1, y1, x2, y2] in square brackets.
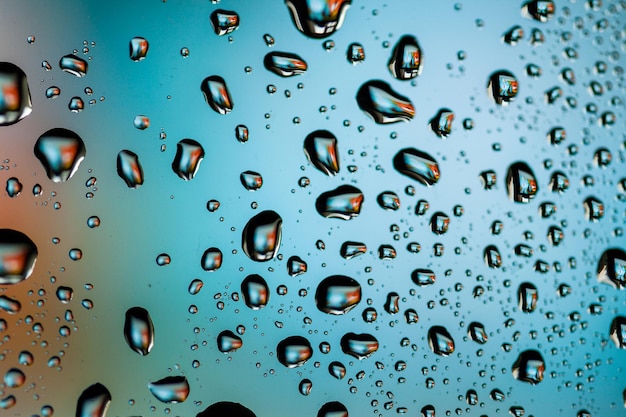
[0, 1, 625, 416]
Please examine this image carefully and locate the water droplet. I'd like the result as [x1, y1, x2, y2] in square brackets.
[597, 248, 626, 289]
[340, 332, 378, 359]
[129, 37, 149, 61]
[5, 177, 21, 197]
[34, 128, 86, 183]
[503, 25, 524, 45]
[116, 150, 144, 188]
[329, 361, 346, 379]
[522, 1, 555, 22]
[299, 379, 312, 395]
[87, 216, 101, 228]
[217, 330, 243, 353]
[315, 185, 364, 220]
[411, 269, 436, 286]
[0, 395, 16, 410]
[277, 336, 313, 368]
[197, 402, 256, 417]
[377, 191, 400, 211]
[318, 402, 348, 417]
[428, 326, 455, 356]
[240, 171, 263, 191]
[235, 125, 249, 143]
[468, 322, 488, 344]
[356, 80, 415, 124]
[315, 275, 361, 315]
[210, 10, 240, 36]
[124, 306, 154, 356]
[132, 115, 150, 130]
[484, 245, 502, 268]
[56, 286, 73, 303]
[429, 108, 454, 138]
[506, 162, 538, 203]
[180, 47, 189, 57]
[340, 241, 366, 259]
[393, 148, 440, 186]
[518, 283, 538, 313]
[156, 253, 171, 266]
[584, 197, 604, 221]
[610, 316, 626, 349]
[285, 0, 351, 39]
[264, 52, 308, 77]
[512, 350, 545, 384]
[430, 212, 450, 234]
[76, 383, 111, 417]
[68, 96, 84, 112]
[188, 279, 203, 295]
[45, 86, 61, 99]
[488, 71, 518, 105]
[242, 210, 282, 262]
[347, 42, 365, 64]
[388, 35, 423, 80]
[59, 54, 88, 77]
[18, 350, 33, 366]
[171, 139, 204, 180]
[0, 62, 32, 125]
[0, 229, 38, 285]
[148, 376, 190, 403]
[4, 368, 25, 387]
[201, 76, 233, 114]
[287, 256, 307, 276]
[68, 248, 82, 261]
[304, 130, 340, 176]
[206, 200, 220, 212]
[241, 274, 269, 309]
[201, 247, 223, 271]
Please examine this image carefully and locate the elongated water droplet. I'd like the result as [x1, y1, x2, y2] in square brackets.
[241, 274, 269, 309]
[277, 336, 312, 368]
[356, 80, 415, 124]
[210, 10, 240, 36]
[217, 330, 243, 353]
[148, 376, 190, 403]
[316, 185, 363, 220]
[124, 307, 154, 356]
[484, 245, 502, 268]
[116, 150, 144, 188]
[34, 128, 86, 183]
[340, 241, 366, 259]
[341, 332, 378, 359]
[0, 229, 37, 285]
[411, 269, 436, 286]
[172, 139, 204, 180]
[304, 130, 339, 176]
[428, 326, 455, 356]
[388, 35, 423, 80]
[610, 316, 626, 349]
[584, 197, 604, 221]
[315, 275, 361, 315]
[0, 295, 21, 313]
[597, 248, 626, 289]
[201, 76, 233, 115]
[197, 402, 256, 417]
[285, 0, 351, 39]
[506, 162, 538, 203]
[235, 125, 249, 143]
[59, 54, 88, 77]
[242, 210, 282, 262]
[264, 52, 308, 77]
[129, 37, 149, 61]
[512, 350, 545, 384]
[0, 62, 32, 125]
[46, 86, 60, 99]
[76, 383, 111, 417]
[377, 191, 400, 210]
[0, 396, 16, 410]
[393, 148, 440, 186]
[488, 71, 518, 105]
[518, 283, 538, 313]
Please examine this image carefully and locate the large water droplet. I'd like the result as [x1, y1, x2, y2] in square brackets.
[34, 128, 86, 183]
[129, 37, 149, 61]
[117, 150, 144, 188]
[242, 210, 282, 262]
[393, 148, 440, 186]
[285, 0, 351, 39]
[411, 269, 436, 286]
[76, 383, 111, 417]
[584, 197, 604, 221]
[0, 295, 21, 313]
[597, 248, 626, 289]
[388, 35, 423, 80]
[315, 185, 363, 220]
[210, 10, 240, 36]
[318, 402, 348, 417]
[147, 376, 190, 403]
[172, 139, 204, 180]
[610, 316, 626, 349]
[429, 108, 454, 138]
[315, 275, 361, 315]
[512, 350, 545, 384]
[123, 307, 154, 356]
[356, 80, 415, 124]
[264, 52, 308, 77]
[277, 336, 313, 368]
[0, 229, 37, 285]
[201, 76, 233, 114]
[6, 177, 22, 197]
[377, 191, 400, 211]
[241, 274, 269, 309]
[0, 62, 32, 125]
[197, 402, 256, 417]
[468, 322, 488, 344]
[518, 283, 538, 313]
[488, 71, 518, 105]
[59, 54, 88, 77]
[240, 171, 263, 191]
[428, 326, 455, 356]
[340, 241, 366, 259]
[340, 332, 378, 359]
[328, 361, 346, 379]
[304, 130, 340, 176]
[217, 330, 243, 353]
[506, 162, 538, 203]
[4, 368, 25, 388]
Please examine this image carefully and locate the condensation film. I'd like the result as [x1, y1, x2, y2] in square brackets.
[0, 1, 626, 416]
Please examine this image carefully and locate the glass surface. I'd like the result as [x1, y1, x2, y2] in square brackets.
[0, 1, 625, 416]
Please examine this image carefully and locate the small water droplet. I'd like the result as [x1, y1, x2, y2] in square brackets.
[240, 171, 263, 191]
[428, 326, 455, 356]
[264, 52, 308, 77]
[506, 162, 538, 203]
[129, 37, 149, 61]
[277, 336, 313, 368]
[59, 54, 88, 77]
[388, 35, 423, 79]
[488, 70, 518, 105]
[156, 253, 171, 266]
[116, 150, 144, 188]
[201, 247, 223, 271]
[217, 330, 243, 353]
[518, 283, 538, 312]
[340, 241, 366, 259]
[210, 9, 240, 36]
[201, 76, 233, 114]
